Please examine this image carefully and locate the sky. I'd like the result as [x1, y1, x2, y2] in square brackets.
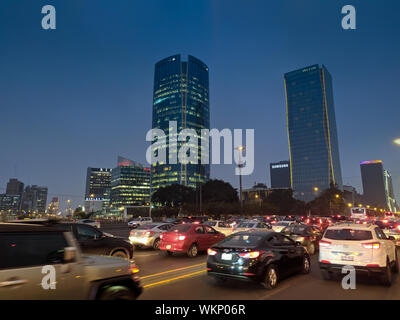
[1, 0, 400, 211]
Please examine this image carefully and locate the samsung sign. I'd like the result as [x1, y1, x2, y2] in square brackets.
[271, 164, 289, 169]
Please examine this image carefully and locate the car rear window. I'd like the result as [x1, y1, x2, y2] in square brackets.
[169, 225, 191, 233]
[137, 224, 158, 230]
[217, 234, 263, 248]
[324, 229, 373, 241]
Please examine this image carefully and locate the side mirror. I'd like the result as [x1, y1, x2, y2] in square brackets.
[64, 247, 77, 263]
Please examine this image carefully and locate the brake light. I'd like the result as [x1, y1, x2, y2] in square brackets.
[320, 260, 331, 264]
[362, 242, 380, 249]
[193, 221, 200, 224]
[160, 234, 163, 239]
[145, 231, 155, 236]
[207, 248, 217, 256]
[383, 220, 388, 224]
[366, 264, 380, 267]
[178, 235, 186, 241]
[239, 251, 261, 259]
[319, 240, 331, 247]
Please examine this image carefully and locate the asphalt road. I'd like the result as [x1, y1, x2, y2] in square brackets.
[101, 225, 400, 300]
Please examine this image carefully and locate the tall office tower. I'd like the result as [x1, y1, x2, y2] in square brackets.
[21, 185, 48, 214]
[110, 156, 151, 208]
[6, 178, 24, 196]
[151, 54, 210, 191]
[284, 64, 343, 201]
[270, 160, 291, 189]
[84, 167, 112, 213]
[383, 170, 398, 212]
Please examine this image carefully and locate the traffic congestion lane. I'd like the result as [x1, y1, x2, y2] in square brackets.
[139, 253, 400, 300]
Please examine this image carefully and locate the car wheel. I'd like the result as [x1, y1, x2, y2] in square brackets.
[381, 258, 392, 286]
[392, 250, 399, 273]
[153, 238, 160, 250]
[301, 255, 311, 274]
[187, 244, 199, 257]
[261, 264, 278, 290]
[98, 286, 136, 300]
[320, 269, 331, 280]
[111, 250, 128, 259]
[307, 243, 315, 255]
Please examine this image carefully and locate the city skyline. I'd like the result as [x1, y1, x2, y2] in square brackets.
[1, 1, 400, 210]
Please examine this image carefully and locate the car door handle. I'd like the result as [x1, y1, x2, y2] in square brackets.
[0, 279, 28, 288]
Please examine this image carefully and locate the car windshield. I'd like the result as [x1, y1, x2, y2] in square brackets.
[276, 222, 289, 226]
[137, 224, 159, 230]
[205, 221, 217, 226]
[216, 234, 263, 248]
[283, 225, 308, 235]
[238, 223, 256, 228]
[169, 225, 191, 233]
[324, 229, 373, 241]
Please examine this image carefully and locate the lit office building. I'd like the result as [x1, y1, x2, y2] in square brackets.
[84, 167, 112, 213]
[151, 54, 210, 191]
[284, 64, 343, 201]
[270, 160, 291, 189]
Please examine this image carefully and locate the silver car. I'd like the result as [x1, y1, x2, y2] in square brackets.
[129, 223, 172, 249]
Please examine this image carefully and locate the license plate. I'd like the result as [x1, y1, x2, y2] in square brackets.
[341, 255, 354, 261]
[166, 245, 171, 249]
[221, 253, 232, 260]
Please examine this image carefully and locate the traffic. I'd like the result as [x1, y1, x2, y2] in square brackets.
[1, 212, 400, 300]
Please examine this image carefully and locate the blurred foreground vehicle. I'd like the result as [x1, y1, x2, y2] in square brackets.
[129, 223, 172, 250]
[281, 224, 322, 255]
[159, 224, 225, 257]
[0, 223, 142, 300]
[207, 231, 310, 289]
[319, 222, 398, 286]
[76, 219, 100, 229]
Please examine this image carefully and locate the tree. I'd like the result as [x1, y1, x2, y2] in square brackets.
[263, 189, 305, 215]
[152, 184, 195, 207]
[308, 183, 345, 216]
[201, 179, 239, 203]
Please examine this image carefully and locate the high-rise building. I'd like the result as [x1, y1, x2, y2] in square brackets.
[110, 157, 151, 209]
[0, 194, 21, 213]
[270, 160, 291, 189]
[6, 178, 24, 196]
[84, 167, 112, 213]
[361, 160, 398, 211]
[151, 54, 210, 191]
[284, 64, 343, 201]
[21, 185, 48, 214]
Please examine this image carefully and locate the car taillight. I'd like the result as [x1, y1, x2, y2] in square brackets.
[129, 264, 140, 274]
[207, 248, 217, 256]
[239, 251, 261, 259]
[319, 240, 331, 247]
[178, 235, 186, 241]
[362, 242, 380, 249]
[160, 234, 163, 239]
[145, 231, 155, 236]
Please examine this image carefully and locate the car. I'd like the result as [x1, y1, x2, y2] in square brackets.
[233, 221, 272, 233]
[280, 224, 322, 255]
[207, 231, 311, 289]
[319, 222, 399, 285]
[129, 223, 172, 249]
[204, 220, 234, 236]
[77, 219, 100, 229]
[128, 217, 153, 228]
[54, 223, 134, 259]
[0, 223, 142, 300]
[159, 223, 225, 257]
[271, 221, 295, 233]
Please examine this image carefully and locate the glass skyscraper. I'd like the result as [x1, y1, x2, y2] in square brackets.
[151, 54, 210, 191]
[284, 64, 343, 201]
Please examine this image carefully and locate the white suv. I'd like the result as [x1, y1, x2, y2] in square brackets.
[128, 217, 153, 228]
[319, 222, 398, 285]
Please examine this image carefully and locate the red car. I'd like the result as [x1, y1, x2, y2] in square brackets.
[159, 224, 225, 257]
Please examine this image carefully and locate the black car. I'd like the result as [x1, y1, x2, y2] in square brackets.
[207, 231, 310, 289]
[54, 223, 134, 259]
[280, 224, 322, 255]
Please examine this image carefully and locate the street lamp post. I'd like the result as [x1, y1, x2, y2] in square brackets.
[235, 146, 245, 215]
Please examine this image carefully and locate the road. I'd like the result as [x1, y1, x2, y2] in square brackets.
[101, 224, 400, 300]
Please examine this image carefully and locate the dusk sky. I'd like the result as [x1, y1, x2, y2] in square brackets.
[1, 0, 399, 210]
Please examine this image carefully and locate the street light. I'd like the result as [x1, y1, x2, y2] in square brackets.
[394, 138, 400, 145]
[235, 145, 245, 214]
[335, 194, 340, 198]
[348, 203, 352, 207]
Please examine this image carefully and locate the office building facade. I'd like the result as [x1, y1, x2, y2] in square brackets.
[151, 54, 210, 191]
[110, 157, 151, 209]
[84, 167, 112, 212]
[285, 64, 343, 201]
[270, 160, 291, 189]
[6, 178, 24, 196]
[21, 185, 48, 214]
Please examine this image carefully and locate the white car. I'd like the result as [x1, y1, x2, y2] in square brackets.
[233, 221, 272, 233]
[204, 220, 234, 236]
[272, 221, 295, 233]
[319, 222, 398, 285]
[128, 217, 153, 228]
[77, 219, 100, 229]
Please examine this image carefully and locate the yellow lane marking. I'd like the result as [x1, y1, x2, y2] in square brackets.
[143, 270, 206, 288]
[141, 262, 206, 279]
